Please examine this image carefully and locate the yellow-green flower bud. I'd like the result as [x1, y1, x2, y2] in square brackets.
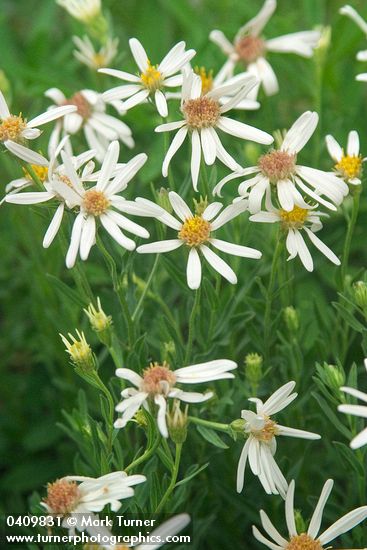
[60, 330, 95, 372]
[353, 281, 367, 309]
[284, 306, 299, 333]
[230, 419, 246, 433]
[167, 400, 188, 444]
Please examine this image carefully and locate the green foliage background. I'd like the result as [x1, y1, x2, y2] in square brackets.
[1, 0, 367, 548]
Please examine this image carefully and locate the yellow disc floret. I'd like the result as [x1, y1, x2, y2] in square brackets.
[335, 154, 362, 181]
[286, 534, 323, 550]
[23, 164, 49, 183]
[195, 66, 214, 95]
[178, 216, 211, 246]
[280, 206, 309, 229]
[0, 114, 27, 142]
[83, 189, 110, 216]
[141, 60, 163, 92]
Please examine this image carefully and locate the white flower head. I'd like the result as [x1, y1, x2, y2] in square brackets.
[338, 358, 367, 449]
[114, 359, 237, 438]
[214, 111, 349, 213]
[99, 38, 196, 117]
[42, 471, 145, 531]
[136, 191, 262, 290]
[250, 198, 340, 272]
[253, 478, 367, 549]
[73, 35, 119, 70]
[4, 137, 96, 249]
[237, 381, 321, 496]
[326, 130, 366, 184]
[0, 91, 76, 159]
[210, 0, 320, 96]
[155, 69, 273, 190]
[45, 88, 134, 162]
[56, 0, 101, 23]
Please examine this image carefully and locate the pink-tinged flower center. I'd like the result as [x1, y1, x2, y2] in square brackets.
[141, 362, 177, 395]
[280, 206, 309, 229]
[83, 189, 110, 216]
[178, 216, 211, 246]
[286, 534, 323, 550]
[182, 97, 221, 129]
[63, 92, 91, 119]
[45, 479, 80, 515]
[0, 115, 27, 142]
[258, 150, 296, 182]
[252, 419, 278, 442]
[235, 35, 266, 64]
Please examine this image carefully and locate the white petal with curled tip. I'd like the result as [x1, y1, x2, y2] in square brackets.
[201, 127, 217, 165]
[201, 245, 237, 284]
[5, 191, 54, 205]
[209, 30, 234, 55]
[350, 427, 367, 449]
[4, 140, 48, 166]
[138, 514, 191, 550]
[340, 386, 367, 403]
[80, 215, 96, 261]
[100, 214, 136, 250]
[281, 111, 318, 153]
[248, 437, 261, 475]
[27, 105, 77, 128]
[276, 425, 321, 439]
[347, 130, 360, 156]
[259, 510, 288, 546]
[307, 479, 334, 539]
[248, 175, 271, 213]
[252, 526, 283, 550]
[66, 213, 84, 269]
[210, 128, 241, 171]
[202, 202, 223, 221]
[121, 89, 150, 111]
[169, 191, 192, 221]
[265, 31, 318, 57]
[44, 87, 67, 105]
[210, 238, 261, 259]
[102, 84, 143, 102]
[129, 38, 149, 72]
[163, 49, 196, 78]
[294, 176, 337, 211]
[106, 153, 147, 196]
[175, 359, 237, 382]
[115, 368, 143, 388]
[325, 134, 343, 162]
[155, 90, 168, 117]
[213, 166, 259, 197]
[158, 41, 186, 73]
[237, 438, 251, 493]
[98, 68, 141, 82]
[277, 179, 295, 211]
[338, 404, 367, 418]
[155, 394, 168, 437]
[260, 381, 296, 416]
[162, 127, 188, 177]
[304, 228, 340, 265]
[106, 210, 149, 239]
[169, 389, 213, 403]
[285, 481, 297, 537]
[60, 151, 85, 195]
[211, 200, 248, 230]
[191, 129, 201, 190]
[0, 91, 10, 118]
[217, 116, 273, 144]
[250, 211, 279, 223]
[318, 506, 367, 545]
[255, 57, 279, 96]
[43, 203, 65, 248]
[186, 247, 202, 290]
[294, 229, 314, 271]
[237, 0, 277, 38]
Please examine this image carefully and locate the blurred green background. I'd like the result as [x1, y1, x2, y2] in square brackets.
[1, 0, 367, 548]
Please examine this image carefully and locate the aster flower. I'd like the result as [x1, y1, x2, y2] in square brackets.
[210, 0, 320, 97]
[338, 358, 367, 449]
[85, 513, 190, 550]
[42, 471, 145, 532]
[236, 381, 320, 497]
[73, 35, 119, 70]
[50, 141, 155, 268]
[340, 5, 367, 81]
[45, 88, 134, 162]
[155, 70, 273, 190]
[0, 91, 76, 160]
[4, 138, 96, 249]
[114, 359, 237, 438]
[99, 38, 196, 117]
[253, 479, 367, 549]
[56, 0, 101, 23]
[136, 191, 262, 290]
[326, 131, 365, 185]
[213, 111, 348, 213]
[250, 197, 340, 272]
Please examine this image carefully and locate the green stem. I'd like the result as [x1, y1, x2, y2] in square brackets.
[155, 442, 182, 513]
[188, 416, 231, 433]
[200, 160, 210, 198]
[132, 254, 160, 321]
[125, 434, 161, 473]
[97, 235, 135, 347]
[339, 191, 360, 291]
[264, 236, 283, 362]
[184, 288, 201, 364]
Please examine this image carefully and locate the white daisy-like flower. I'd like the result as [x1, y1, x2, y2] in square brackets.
[340, 5, 367, 82]
[155, 69, 273, 190]
[253, 478, 367, 549]
[45, 88, 134, 162]
[0, 91, 76, 161]
[213, 111, 349, 213]
[338, 358, 367, 449]
[50, 141, 156, 268]
[250, 197, 340, 272]
[114, 359, 237, 438]
[56, 0, 101, 23]
[85, 513, 190, 550]
[136, 191, 262, 289]
[326, 130, 365, 185]
[99, 38, 196, 117]
[210, 0, 320, 97]
[42, 471, 145, 532]
[4, 138, 96, 249]
[73, 35, 119, 70]
[236, 381, 320, 497]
